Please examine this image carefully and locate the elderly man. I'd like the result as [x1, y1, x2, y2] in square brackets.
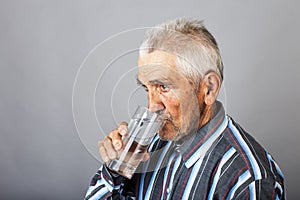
[85, 18, 285, 199]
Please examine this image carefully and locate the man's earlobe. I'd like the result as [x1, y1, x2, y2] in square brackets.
[203, 72, 221, 105]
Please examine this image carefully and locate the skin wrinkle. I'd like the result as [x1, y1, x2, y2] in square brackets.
[138, 50, 202, 141]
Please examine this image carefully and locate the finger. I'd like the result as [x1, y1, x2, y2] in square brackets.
[118, 122, 128, 136]
[98, 141, 109, 163]
[142, 152, 150, 162]
[109, 129, 123, 150]
[103, 136, 118, 159]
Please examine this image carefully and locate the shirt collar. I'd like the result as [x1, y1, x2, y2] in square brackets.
[176, 101, 228, 168]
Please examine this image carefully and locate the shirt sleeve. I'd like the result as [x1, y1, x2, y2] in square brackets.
[84, 164, 126, 200]
[235, 178, 286, 200]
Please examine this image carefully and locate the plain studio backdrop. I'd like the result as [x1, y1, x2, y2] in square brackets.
[0, 0, 299, 199]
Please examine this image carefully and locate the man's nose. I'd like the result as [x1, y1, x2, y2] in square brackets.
[148, 90, 164, 113]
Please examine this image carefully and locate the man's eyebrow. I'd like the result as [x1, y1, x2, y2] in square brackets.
[136, 77, 172, 86]
[149, 80, 169, 85]
[149, 76, 173, 85]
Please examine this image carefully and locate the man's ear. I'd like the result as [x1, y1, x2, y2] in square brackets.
[201, 72, 221, 106]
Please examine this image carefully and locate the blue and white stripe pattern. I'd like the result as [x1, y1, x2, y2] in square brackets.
[85, 102, 285, 200]
[207, 147, 237, 200]
[142, 140, 172, 200]
[228, 118, 262, 180]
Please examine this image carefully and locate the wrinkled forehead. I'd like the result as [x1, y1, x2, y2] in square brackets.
[137, 50, 189, 85]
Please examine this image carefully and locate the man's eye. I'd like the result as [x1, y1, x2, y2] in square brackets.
[159, 85, 170, 92]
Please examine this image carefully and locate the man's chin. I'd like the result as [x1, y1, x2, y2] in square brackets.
[158, 122, 196, 142]
[158, 124, 178, 141]
[158, 132, 173, 141]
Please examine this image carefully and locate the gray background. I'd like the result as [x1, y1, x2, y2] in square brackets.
[0, 0, 299, 199]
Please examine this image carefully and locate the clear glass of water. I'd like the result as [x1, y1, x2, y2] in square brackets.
[107, 106, 165, 179]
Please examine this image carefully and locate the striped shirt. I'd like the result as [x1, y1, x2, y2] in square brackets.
[85, 101, 285, 199]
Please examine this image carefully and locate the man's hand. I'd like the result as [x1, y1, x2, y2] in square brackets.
[98, 122, 150, 163]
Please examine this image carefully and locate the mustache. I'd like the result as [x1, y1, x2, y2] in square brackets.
[163, 114, 177, 128]
[155, 110, 173, 121]
[154, 110, 179, 130]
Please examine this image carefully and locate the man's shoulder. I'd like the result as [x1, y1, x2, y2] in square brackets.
[221, 116, 282, 181]
[223, 116, 267, 160]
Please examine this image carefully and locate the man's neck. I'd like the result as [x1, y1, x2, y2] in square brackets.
[198, 103, 214, 129]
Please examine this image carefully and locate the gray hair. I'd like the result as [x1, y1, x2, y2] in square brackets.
[139, 18, 224, 88]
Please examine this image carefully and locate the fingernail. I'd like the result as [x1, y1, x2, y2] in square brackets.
[118, 126, 127, 134]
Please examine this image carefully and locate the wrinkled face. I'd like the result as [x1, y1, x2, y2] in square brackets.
[138, 50, 201, 141]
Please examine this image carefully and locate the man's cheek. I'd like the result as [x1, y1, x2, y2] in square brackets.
[161, 91, 180, 106]
[162, 97, 180, 119]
